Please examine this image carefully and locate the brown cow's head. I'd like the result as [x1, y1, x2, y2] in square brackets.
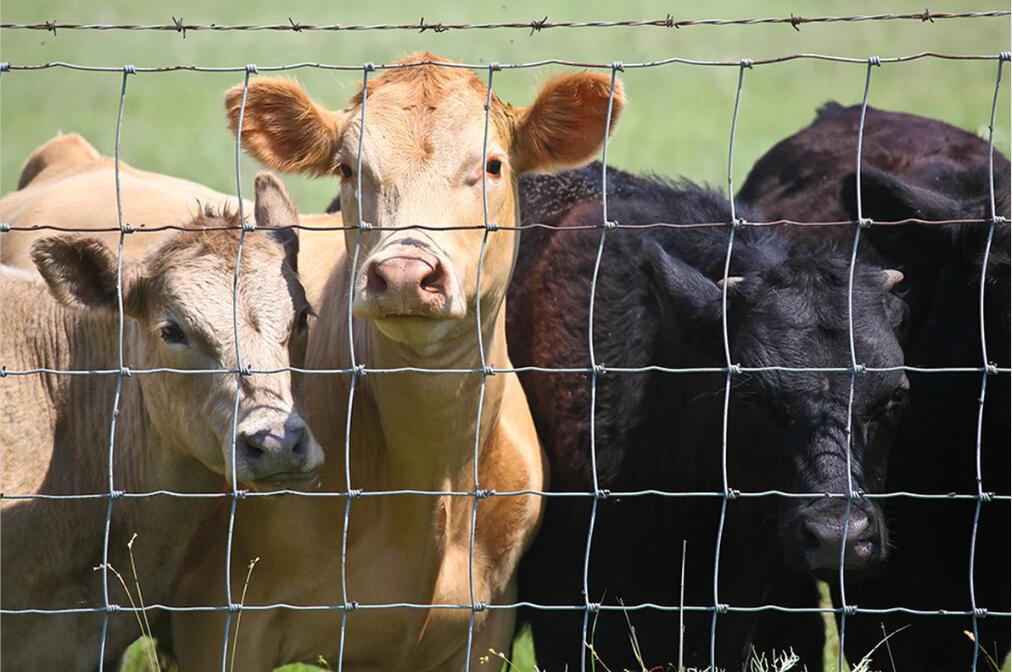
[30, 174, 324, 490]
[226, 53, 624, 350]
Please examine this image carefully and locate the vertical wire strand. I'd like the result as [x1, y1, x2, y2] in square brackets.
[579, 63, 620, 672]
[219, 63, 255, 672]
[463, 62, 497, 671]
[709, 58, 749, 669]
[336, 62, 373, 672]
[97, 64, 133, 671]
[968, 51, 1007, 672]
[838, 56, 880, 672]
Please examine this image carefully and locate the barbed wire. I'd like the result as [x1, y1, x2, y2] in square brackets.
[0, 10, 1008, 36]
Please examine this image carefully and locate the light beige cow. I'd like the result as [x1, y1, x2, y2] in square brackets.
[0, 174, 323, 671]
[170, 53, 624, 670]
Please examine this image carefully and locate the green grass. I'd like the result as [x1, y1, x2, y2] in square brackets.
[2, 0, 1009, 208]
[4, 2, 1008, 671]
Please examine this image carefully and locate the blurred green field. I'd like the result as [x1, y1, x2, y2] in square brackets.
[2, 0, 1009, 209]
[2, 2, 1009, 671]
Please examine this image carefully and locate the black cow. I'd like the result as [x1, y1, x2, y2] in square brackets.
[739, 103, 1011, 671]
[507, 165, 909, 669]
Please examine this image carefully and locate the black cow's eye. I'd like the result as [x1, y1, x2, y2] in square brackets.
[339, 164, 354, 178]
[159, 321, 187, 345]
[486, 158, 502, 176]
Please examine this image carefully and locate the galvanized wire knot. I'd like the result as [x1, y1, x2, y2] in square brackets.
[979, 491, 994, 503]
[842, 604, 858, 616]
[727, 363, 742, 376]
[122, 65, 136, 75]
[485, 220, 500, 232]
[347, 488, 363, 499]
[725, 488, 740, 500]
[482, 365, 497, 377]
[867, 56, 881, 67]
[238, 364, 253, 377]
[973, 607, 989, 618]
[105, 603, 122, 614]
[227, 602, 243, 613]
[344, 600, 359, 612]
[612, 61, 624, 72]
[0, 63, 10, 73]
[358, 221, 373, 231]
[603, 220, 618, 230]
[241, 218, 256, 232]
[714, 603, 729, 615]
[984, 362, 999, 375]
[586, 602, 602, 613]
[118, 367, 132, 378]
[0, 366, 6, 378]
[858, 217, 874, 228]
[110, 489, 125, 499]
[472, 601, 488, 612]
[233, 489, 249, 500]
[245, 64, 259, 75]
[363, 62, 376, 73]
[592, 363, 607, 376]
[848, 489, 865, 501]
[853, 364, 867, 374]
[1000, 51, 1011, 63]
[488, 62, 502, 72]
[119, 222, 134, 233]
[353, 364, 367, 377]
[0, 222, 10, 232]
[595, 489, 611, 500]
[474, 488, 493, 499]
[739, 58, 753, 69]
[731, 217, 747, 230]
[991, 215, 1008, 225]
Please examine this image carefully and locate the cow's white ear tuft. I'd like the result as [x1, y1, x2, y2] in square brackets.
[716, 276, 744, 290]
[882, 269, 904, 288]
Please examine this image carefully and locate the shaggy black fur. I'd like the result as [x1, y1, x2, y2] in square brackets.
[508, 164, 908, 670]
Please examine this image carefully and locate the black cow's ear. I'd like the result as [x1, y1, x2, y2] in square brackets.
[641, 239, 725, 353]
[840, 168, 974, 270]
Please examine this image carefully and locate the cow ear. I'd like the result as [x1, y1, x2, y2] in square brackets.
[226, 78, 347, 176]
[511, 72, 624, 174]
[253, 172, 300, 272]
[641, 240, 728, 354]
[840, 168, 971, 268]
[31, 236, 142, 315]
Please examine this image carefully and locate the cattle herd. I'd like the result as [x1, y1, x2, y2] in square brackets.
[0, 52, 1008, 672]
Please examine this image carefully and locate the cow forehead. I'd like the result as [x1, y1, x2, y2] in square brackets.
[341, 68, 513, 173]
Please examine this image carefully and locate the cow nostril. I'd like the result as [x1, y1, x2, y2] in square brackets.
[799, 520, 822, 553]
[240, 434, 264, 460]
[420, 264, 444, 293]
[366, 262, 388, 294]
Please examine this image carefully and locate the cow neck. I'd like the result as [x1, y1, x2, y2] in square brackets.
[355, 308, 508, 490]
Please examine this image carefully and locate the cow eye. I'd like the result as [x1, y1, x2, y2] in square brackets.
[159, 321, 187, 345]
[485, 158, 502, 177]
[295, 305, 314, 334]
[339, 164, 353, 179]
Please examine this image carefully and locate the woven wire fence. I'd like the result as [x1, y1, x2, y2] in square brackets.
[1, 11, 1011, 672]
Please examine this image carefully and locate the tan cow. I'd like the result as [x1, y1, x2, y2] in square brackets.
[0, 174, 323, 671]
[170, 53, 623, 670]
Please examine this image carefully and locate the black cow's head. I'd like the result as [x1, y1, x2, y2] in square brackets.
[643, 242, 908, 578]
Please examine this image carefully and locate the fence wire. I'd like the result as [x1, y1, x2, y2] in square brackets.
[0, 10, 1008, 35]
[0, 37, 1009, 672]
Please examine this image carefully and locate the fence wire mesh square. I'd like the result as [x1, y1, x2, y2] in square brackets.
[1, 11, 1010, 672]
